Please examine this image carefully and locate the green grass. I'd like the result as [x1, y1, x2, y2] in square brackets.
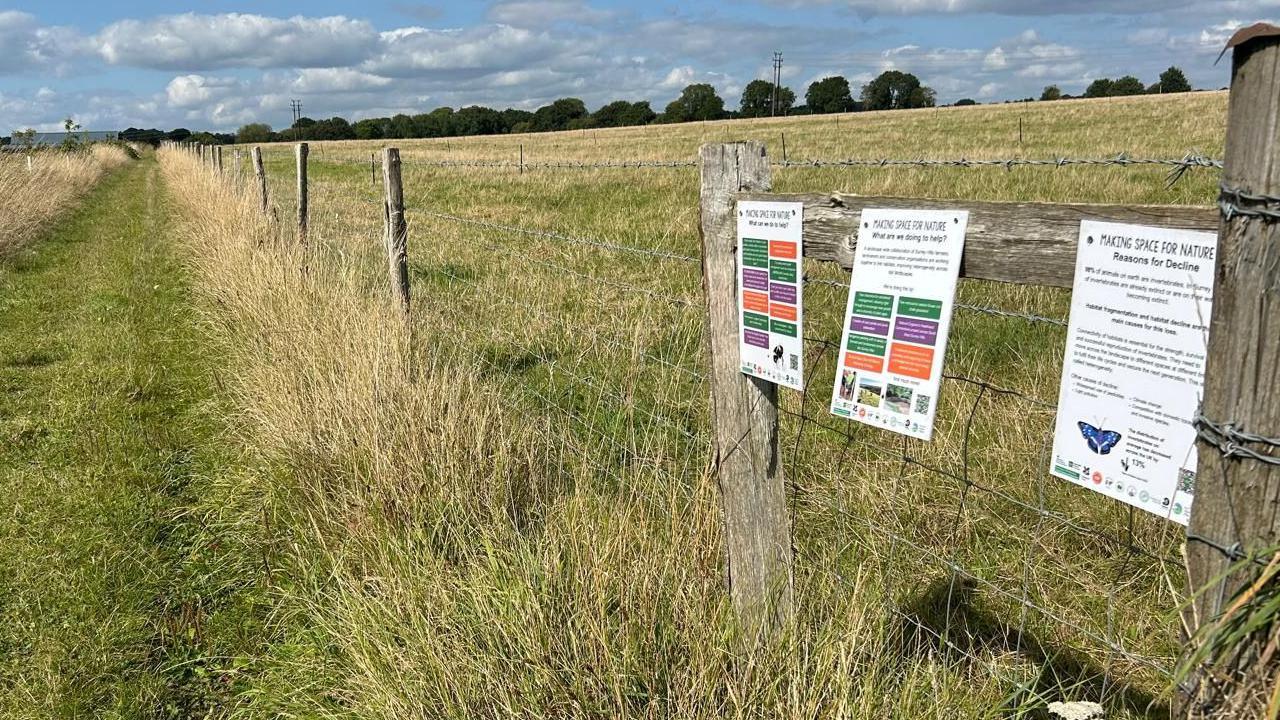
[0, 157, 263, 718]
[184, 95, 1227, 718]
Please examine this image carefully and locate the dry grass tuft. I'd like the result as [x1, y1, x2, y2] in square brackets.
[0, 145, 133, 257]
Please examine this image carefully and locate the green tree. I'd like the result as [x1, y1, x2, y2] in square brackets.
[501, 108, 533, 131]
[387, 114, 415, 139]
[532, 98, 588, 132]
[61, 117, 83, 150]
[954, 98, 977, 106]
[1109, 75, 1146, 96]
[453, 106, 506, 135]
[236, 123, 274, 144]
[1156, 66, 1192, 93]
[739, 79, 794, 117]
[1084, 78, 1114, 98]
[352, 118, 385, 140]
[805, 76, 854, 114]
[861, 71, 935, 110]
[11, 128, 37, 149]
[593, 100, 634, 128]
[664, 83, 725, 123]
[166, 128, 191, 142]
[1040, 85, 1062, 101]
[619, 101, 656, 126]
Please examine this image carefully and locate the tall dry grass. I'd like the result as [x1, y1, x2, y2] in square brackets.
[165, 94, 1228, 718]
[159, 145, 998, 718]
[0, 145, 133, 257]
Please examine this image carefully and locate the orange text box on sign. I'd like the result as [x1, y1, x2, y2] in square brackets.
[742, 291, 770, 314]
[770, 303, 797, 321]
[888, 343, 935, 380]
[843, 352, 884, 373]
[769, 240, 798, 259]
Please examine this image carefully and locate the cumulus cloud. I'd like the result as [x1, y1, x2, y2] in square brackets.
[96, 13, 378, 70]
[762, 0, 1279, 16]
[0, 11, 90, 74]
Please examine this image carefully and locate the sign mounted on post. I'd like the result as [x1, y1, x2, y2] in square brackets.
[737, 200, 804, 389]
[1050, 220, 1216, 525]
[829, 208, 969, 440]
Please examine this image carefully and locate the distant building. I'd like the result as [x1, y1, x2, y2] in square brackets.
[13, 130, 119, 147]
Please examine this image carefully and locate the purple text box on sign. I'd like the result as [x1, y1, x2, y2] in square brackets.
[743, 328, 770, 348]
[850, 316, 891, 336]
[893, 317, 939, 346]
[770, 283, 797, 304]
[742, 268, 770, 291]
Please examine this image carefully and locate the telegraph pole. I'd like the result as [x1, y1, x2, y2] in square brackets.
[771, 51, 783, 116]
[290, 99, 303, 125]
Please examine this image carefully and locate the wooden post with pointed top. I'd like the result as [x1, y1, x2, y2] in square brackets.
[1180, 23, 1280, 719]
[699, 141, 793, 645]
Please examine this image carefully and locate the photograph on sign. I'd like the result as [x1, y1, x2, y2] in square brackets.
[737, 200, 804, 390]
[1049, 220, 1217, 525]
[829, 208, 969, 441]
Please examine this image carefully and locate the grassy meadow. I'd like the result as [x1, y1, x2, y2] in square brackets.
[163, 91, 1227, 718]
[0, 144, 134, 258]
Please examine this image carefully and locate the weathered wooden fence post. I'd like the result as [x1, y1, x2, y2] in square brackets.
[295, 143, 309, 248]
[216, 145, 224, 173]
[251, 147, 269, 217]
[233, 149, 242, 185]
[1182, 23, 1280, 718]
[698, 141, 793, 643]
[382, 148, 410, 312]
[370, 152, 376, 186]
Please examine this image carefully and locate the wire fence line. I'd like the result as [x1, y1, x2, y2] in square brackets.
[227, 143, 1216, 714]
[341, 152, 1224, 186]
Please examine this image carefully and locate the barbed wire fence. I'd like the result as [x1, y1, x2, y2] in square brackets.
[210, 137, 1243, 716]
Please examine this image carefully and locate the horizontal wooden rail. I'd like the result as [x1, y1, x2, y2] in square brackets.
[735, 192, 1218, 288]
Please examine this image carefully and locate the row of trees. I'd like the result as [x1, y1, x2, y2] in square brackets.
[224, 70, 937, 144]
[1041, 66, 1193, 102]
[34, 66, 1189, 149]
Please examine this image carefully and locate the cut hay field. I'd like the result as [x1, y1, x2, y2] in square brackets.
[169, 91, 1227, 718]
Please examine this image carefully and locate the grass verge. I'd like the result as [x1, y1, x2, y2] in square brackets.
[0, 157, 264, 718]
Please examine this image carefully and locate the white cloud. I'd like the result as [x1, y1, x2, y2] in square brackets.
[165, 74, 241, 108]
[486, 0, 613, 27]
[0, 11, 89, 74]
[983, 47, 1007, 70]
[96, 13, 378, 70]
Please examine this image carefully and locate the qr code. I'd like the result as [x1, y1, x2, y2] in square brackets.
[1178, 469, 1196, 495]
[789, 354, 799, 371]
[914, 393, 931, 414]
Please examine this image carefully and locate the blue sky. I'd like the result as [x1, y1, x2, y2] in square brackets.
[0, 0, 1274, 132]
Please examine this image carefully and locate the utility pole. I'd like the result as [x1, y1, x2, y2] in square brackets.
[290, 99, 303, 125]
[771, 51, 783, 116]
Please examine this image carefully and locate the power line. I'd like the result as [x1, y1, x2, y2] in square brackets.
[290, 99, 303, 125]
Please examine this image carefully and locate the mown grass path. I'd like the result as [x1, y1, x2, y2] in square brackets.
[0, 157, 241, 718]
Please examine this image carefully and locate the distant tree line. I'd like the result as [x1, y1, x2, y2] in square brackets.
[215, 70, 938, 144]
[77, 66, 1194, 148]
[1039, 66, 1193, 102]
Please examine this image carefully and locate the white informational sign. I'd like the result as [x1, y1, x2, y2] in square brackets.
[737, 201, 804, 389]
[829, 208, 969, 440]
[1050, 220, 1217, 525]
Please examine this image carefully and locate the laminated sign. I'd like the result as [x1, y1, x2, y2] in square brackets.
[1050, 220, 1216, 525]
[830, 208, 969, 441]
[737, 201, 804, 389]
